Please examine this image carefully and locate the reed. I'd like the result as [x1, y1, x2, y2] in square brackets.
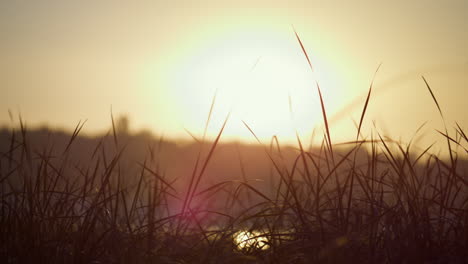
[0, 39, 467, 263]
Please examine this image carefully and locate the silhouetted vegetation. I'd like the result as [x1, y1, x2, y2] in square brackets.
[1, 34, 467, 263]
[1, 107, 467, 264]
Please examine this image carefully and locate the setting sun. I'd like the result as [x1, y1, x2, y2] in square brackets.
[165, 26, 345, 143]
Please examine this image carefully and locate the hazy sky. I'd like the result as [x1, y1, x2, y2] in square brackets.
[1, 0, 467, 149]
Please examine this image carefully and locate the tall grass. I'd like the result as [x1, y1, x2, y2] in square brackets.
[1, 42, 467, 263]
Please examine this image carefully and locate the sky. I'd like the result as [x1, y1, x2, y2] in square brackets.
[1, 0, 467, 151]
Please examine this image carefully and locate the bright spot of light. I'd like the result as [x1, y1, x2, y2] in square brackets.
[233, 230, 270, 250]
[167, 26, 344, 143]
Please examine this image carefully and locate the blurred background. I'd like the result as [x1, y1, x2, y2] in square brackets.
[1, 0, 467, 151]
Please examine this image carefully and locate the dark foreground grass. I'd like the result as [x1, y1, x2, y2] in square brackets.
[1, 101, 467, 264]
[1, 38, 467, 263]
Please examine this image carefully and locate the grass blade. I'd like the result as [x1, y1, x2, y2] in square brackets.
[422, 76, 443, 118]
[293, 27, 314, 71]
[357, 63, 382, 140]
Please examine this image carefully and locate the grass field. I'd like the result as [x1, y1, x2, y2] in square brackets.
[1, 81, 467, 263]
[1, 35, 467, 263]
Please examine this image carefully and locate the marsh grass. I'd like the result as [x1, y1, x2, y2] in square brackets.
[2, 92, 467, 264]
[1, 38, 467, 263]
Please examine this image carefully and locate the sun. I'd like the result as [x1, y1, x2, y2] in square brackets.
[166, 26, 342, 143]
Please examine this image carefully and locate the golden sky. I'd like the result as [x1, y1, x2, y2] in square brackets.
[1, 0, 467, 148]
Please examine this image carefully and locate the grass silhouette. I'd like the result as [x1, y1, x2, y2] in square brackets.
[1, 35, 467, 263]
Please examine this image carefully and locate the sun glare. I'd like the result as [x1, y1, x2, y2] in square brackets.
[167, 26, 344, 143]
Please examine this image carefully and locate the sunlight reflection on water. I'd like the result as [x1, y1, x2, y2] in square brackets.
[233, 230, 270, 250]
